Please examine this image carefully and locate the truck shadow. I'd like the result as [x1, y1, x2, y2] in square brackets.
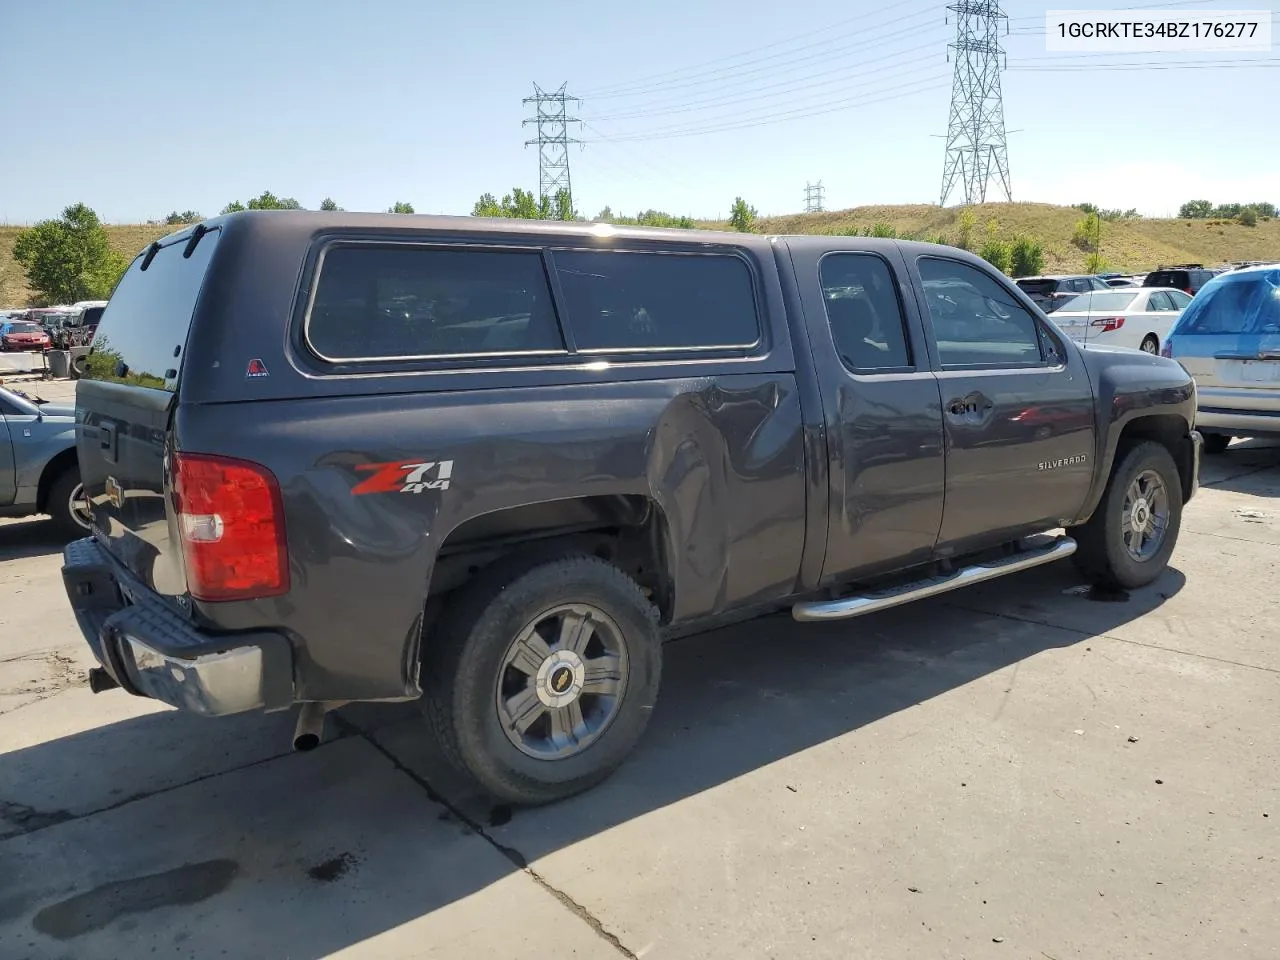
[1198, 441, 1280, 498]
[0, 517, 74, 561]
[0, 562, 1185, 958]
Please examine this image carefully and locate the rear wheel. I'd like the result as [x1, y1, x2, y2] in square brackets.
[422, 554, 662, 806]
[1202, 431, 1231, 455]
[48, 466, 91, 537]
[1139, 335, 1159, 354]
[1071, 441, 1182, 590]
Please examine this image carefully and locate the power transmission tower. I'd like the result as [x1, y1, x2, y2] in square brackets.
[804, 181, 826, 213]
[523, 83, 582, 204]
[939, 1, 1012, 207]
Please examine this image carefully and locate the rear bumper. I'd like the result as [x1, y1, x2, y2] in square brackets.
[61, 537, 294, 717]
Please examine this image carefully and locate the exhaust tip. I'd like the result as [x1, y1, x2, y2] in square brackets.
[293, 732, 320, 752]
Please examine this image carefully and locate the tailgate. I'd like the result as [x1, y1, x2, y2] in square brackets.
[76, 227, 222, 596]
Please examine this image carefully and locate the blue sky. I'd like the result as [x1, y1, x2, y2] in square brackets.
[1, 0, 1277, 224]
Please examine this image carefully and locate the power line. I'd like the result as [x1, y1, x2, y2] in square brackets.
[589, 39, 944, 123]
[584, 76, 950, 143]
[523, 83, 582, 203]
[578, 1, 939, 98]
[940, 0, 1012, 207]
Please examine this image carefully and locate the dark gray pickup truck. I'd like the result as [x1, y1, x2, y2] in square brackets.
[61, 211, 1203, 805]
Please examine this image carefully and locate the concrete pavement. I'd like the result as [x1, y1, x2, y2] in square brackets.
[1, 439, 1277, 959]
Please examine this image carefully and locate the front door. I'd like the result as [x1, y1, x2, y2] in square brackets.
[906, 254, 1097, 554]
[789, 243, 945, 584]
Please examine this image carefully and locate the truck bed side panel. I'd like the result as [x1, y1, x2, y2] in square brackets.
[177, 375, 806, 702]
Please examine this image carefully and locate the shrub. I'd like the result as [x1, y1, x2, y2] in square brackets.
[956, 208, 976, 251]
[1238, 208, 1258, 227]
[1009, 236, 1045, 277]
[870, 222, 897, 238]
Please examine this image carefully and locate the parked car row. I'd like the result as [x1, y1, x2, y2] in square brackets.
[0, 301, 106, 351]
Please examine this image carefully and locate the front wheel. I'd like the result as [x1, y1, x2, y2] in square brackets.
[1071, 441, 1182, 590]
[422, 554, 662, 806]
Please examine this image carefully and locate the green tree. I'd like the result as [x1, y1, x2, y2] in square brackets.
[1072, 211, 1101, 252]
[1178, 200, 1212, 219]
[1238, 207, 1258, 227]
[1009, 236, 1045, 278]
[551, 189, 577, 221]
[12, 203, 129, 305]
[241, 191, 302, 210]
[221, 200, 246, 215]
[595, 206, 615, 222]
[164, 210, 202, 225]
[1084, 251, 1109, 273]
[387, 201, 415, 214]
[508, 188, 542, 219]
[319, 197, 341, 211]
[979, 220, 1011, 274]
[728, 197, 757, 232]
[1074, 202, 1098, 214]
[472, 193, 504, 217]
[955, 208, 976, 251]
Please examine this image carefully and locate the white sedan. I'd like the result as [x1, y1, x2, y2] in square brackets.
[1048, 287, 1193, 354]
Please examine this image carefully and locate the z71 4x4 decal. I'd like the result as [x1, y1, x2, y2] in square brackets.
[352, 460, 454, 495]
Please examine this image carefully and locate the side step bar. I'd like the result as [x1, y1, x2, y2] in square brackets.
[791, 535, 1077, 623]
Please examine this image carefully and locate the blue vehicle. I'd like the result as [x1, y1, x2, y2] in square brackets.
[0, 385, 89, 534]
[1162, 263, 1280, 454]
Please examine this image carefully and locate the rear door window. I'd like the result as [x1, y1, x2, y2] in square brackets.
[818, 253, 913, 371]
[306, 245, 566, 361]
[1146, 291, 1173, 311]
[1016, 279, 1058, 297]
[85, 229, 222, 391]
[553, 250, 760, 352]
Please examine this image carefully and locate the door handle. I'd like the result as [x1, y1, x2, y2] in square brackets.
[948, 399, 969, 416]
[947, 395, 993, 418]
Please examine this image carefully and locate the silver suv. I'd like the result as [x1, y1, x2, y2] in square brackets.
[1163, 264, 1280, 453]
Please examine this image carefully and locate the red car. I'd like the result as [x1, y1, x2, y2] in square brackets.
[0, 321, 53, 352]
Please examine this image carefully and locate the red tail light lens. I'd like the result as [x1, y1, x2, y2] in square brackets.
[172, 453, 288, 602]
[1089, 316, 1126, 332]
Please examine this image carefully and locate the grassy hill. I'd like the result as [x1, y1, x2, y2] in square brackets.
[4, 203, 1278, 306]
[740, 202, 1280, 274]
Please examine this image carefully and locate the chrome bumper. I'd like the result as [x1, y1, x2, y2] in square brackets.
[61, 537, 293, 717]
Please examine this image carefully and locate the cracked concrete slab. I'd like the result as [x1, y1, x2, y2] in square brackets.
[0, 737, 618, 960]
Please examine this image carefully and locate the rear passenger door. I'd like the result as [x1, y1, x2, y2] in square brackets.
[788, 243, 945, 583]
[906, 255, 1097, 554]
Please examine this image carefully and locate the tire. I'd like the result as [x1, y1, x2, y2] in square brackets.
[70, 354, 87, 379]
[422, 554, 662, 806]
[47, 465, 91, 538]
[1202, 431, 1231, 455]
[1071, 441, 1182, 590]
[1139, 335, 1159, 354]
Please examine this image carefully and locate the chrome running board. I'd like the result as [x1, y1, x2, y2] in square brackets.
[791, 535, 1077, 622]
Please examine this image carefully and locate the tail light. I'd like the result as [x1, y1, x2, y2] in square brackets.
[1090, 316, 1126, 332]
[172, 453, 288, 602]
